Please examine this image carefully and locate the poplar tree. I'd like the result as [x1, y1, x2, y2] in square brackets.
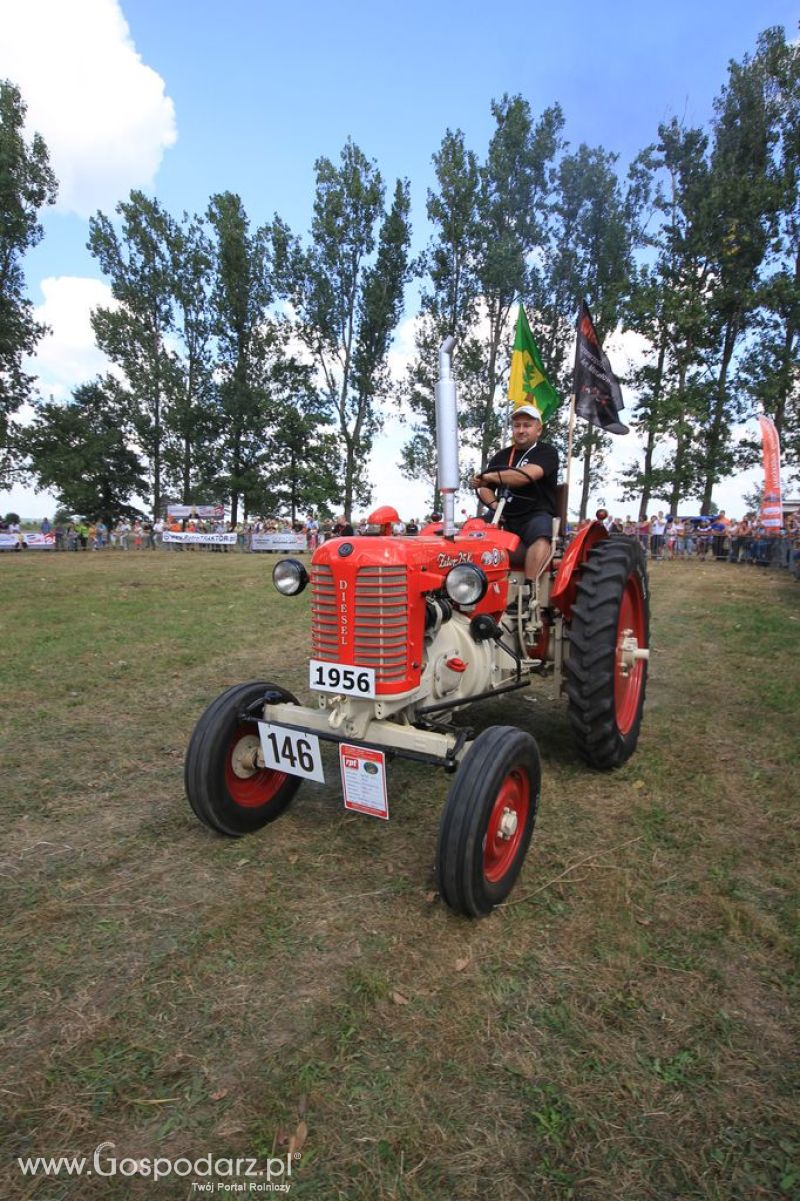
[273, 140, 412, 521]
[736, 28, 800, 477]
[400, 129, 481, 505]
[207, 192, 277, 525]
[697, 36, 781, 510]
[163, 212, 219, 503]
[549, 144, 639, 519]
[89, 192, 179, 518]
[404, 99, 562, 496]
[620, 121, 712, 517]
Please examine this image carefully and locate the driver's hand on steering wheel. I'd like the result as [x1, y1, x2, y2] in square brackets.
[470, 472, 488, 489]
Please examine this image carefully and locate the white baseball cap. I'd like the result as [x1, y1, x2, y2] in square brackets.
[512, 404, 543, 422]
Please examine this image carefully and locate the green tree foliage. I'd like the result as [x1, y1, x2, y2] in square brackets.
[14, 25, 800, 522]
[406, 98, 563, 492]
[0, 80, 57, 483]
[207, 192, 280, 524]
[274, 140, 412, 520]
[399, 129, 482, 508]
[735, 28, 800, 481]
[547, 144, 639, 518]
[262, 366, 341, 524]
[163, 212, 219, 502]
[406, 99, 643, 523]
[621, 121, 713, 517]
[21, 378, 146, 523]
[696, 31, 783, 511]
[89, 192, 180, 518]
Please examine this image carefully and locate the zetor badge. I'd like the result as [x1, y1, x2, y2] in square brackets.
[185, 337, 649, 918]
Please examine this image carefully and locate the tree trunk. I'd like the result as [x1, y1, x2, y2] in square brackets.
[343, 439, 355, 525]
[230, 427, 241, 526]
[701, 317, 738, 513]
[668, 430, 687, 517]
[638, 425, 656, 521]
[152, 394, 161, 519]
[182, 432, 191, 503]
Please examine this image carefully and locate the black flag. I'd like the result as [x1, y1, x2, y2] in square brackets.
[573, 300, 629, 435]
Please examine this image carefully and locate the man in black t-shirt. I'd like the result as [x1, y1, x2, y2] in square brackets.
[470, 404, 559, 585]
[332, 515, 354, 537]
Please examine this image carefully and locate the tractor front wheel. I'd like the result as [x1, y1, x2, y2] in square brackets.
[185, 681, 302, 836]
[436, 726, 541, 917]
[565, 537, 649, 769]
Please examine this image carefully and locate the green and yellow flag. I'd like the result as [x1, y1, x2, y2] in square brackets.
[507, 304, 560, 421]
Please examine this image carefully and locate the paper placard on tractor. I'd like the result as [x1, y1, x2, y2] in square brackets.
[339, 744, 389, 820]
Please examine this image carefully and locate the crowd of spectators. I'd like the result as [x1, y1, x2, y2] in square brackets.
[6, 506, 799, 579]
[588, 509, 800, 574]
[34, 513, 429, 553]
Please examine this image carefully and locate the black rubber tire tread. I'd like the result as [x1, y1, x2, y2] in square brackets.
[564, 537, 649, 769]
[185, 680, 302, 836]
[436, 725, 541, 918]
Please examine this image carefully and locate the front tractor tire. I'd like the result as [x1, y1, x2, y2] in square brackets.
[565, 538, 649, 769]
[185, 681, 302, 836]
[436, 726, 541, 917]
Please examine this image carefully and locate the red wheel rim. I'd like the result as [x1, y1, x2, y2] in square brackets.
[615, 576, 647, 735]
[483, 767, 530, 884]
[224, 724, 287, 808]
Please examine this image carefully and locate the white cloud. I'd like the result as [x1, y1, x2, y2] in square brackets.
[0, 0, 177, 217]
[32, 276, 117, 400]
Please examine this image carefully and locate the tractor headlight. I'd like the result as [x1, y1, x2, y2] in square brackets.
[444, 563, 487, 607]
[272, 558, 308, 596]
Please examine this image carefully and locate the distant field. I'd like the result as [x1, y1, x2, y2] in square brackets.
[1, 551, 798, 1200]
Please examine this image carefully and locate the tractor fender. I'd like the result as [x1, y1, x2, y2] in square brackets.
[550, 520, 609, 621]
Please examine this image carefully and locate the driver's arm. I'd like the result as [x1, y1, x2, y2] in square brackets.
[472, 463, 545, 491]
[474, 481, 498, 510]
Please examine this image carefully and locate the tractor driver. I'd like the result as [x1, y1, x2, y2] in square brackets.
[470, 404, 559, 588]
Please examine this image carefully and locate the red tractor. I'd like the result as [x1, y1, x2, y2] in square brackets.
[185, 338, 649, 917]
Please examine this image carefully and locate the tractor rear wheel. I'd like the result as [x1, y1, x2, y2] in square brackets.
[436, 726, 541, 917]
[185, 681, 301, 836]
[565, 537, 649, 769]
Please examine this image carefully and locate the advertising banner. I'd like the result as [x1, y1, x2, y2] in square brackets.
[166, 504, 225, 519]
[250, 533, 307, 552]
[162, 531, 237, 545]
[757, 415, 782, 529]
[0, 532, 54, 550]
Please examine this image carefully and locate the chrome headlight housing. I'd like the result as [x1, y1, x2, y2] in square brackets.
[444, 563, 487, 607]
[272, 558, 309, 596]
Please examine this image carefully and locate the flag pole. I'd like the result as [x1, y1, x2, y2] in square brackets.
[564, 392, 577, 524]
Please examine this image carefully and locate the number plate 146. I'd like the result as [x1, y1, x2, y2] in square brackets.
[309, 659, 376, 698]
[258, 723, 325, 782]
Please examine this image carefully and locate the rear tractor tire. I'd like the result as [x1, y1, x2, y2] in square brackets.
[436, 726, 541, 917]
[185, 680, 302, 836]
[565, 537, 649, 769]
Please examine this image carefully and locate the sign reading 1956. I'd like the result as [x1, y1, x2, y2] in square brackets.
[309, 659, 376, 698]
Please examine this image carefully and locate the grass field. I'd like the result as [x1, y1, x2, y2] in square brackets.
[1, 550, 798, 1200]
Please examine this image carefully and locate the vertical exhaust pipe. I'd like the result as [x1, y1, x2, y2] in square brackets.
[436, 336, 459, 539]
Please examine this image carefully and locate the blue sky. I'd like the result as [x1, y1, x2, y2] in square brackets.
[2, 0, 796, 519]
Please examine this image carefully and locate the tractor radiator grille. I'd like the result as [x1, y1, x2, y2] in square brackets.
[311, 564, 409, 683]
